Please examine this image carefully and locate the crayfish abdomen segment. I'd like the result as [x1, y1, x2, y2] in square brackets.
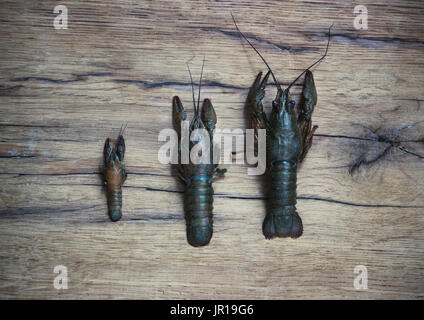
[184, 173, 214, 247]
[263, 161, 303, 239]
[106, 185, 123, 222]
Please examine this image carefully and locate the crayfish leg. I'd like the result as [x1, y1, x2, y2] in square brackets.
[299, 123, 318, 163]
[212, 167, 226, 180]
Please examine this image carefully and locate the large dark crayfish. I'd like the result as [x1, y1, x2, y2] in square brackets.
[102, 126, 127, 222]
[172, 60, 226, 247]
[233, 15, 331, 239]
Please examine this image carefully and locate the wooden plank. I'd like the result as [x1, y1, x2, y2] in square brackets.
[0, 0, 423, 299]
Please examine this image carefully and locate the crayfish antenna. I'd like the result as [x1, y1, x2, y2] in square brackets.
[186, 62, 197, 115]
[118, 123, 128, 137]
[196, 56, 206, 116]
[231, 12, 282, 92]
[287, 23, 333, 91]
[186, 57, 206, 120]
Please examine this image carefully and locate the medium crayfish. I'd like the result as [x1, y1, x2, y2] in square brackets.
[172, 59, 226, 247]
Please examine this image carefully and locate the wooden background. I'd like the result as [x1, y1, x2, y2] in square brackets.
[0, 0, 423, 299]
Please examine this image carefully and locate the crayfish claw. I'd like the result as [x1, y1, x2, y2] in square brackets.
[298, 70, 317, 122]
[172, 96, 187, 133]
[201, 98, 217, 134]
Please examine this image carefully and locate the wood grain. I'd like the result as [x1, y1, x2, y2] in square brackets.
[0, 0, 423, 299]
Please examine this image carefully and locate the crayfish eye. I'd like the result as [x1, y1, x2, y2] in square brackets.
[272, 100, 280, 112]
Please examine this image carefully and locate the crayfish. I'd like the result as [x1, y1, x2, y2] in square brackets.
[233, 14, 332, 239]
[102, 125, 127, 222]
[172, 59, 226, 247]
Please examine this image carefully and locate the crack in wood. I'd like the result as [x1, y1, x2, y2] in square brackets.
[328, 33, 424, 48]
[203, 28, 309, 53]
[0, 205, 100, 216]
[215, 194, 423, 209]
[4, 75, 302, 91]
[219, 24, 424, 51]
[10, 72, 115, 84]
[348, 123, 424, 174]
[113, 79, 243, 90]
[349, 144, 393, 174]
[2, 178, 421, 209]
[0, 155, 37, 159]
